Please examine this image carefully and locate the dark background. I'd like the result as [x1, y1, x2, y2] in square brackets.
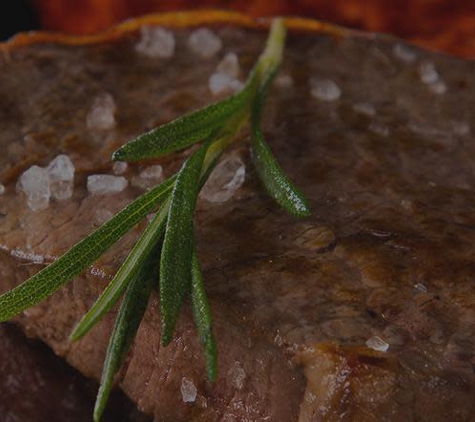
[0, 0, 38, 40]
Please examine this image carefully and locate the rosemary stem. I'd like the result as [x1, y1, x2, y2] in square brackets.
[201, 18, 286, 188]
[256, 18, 286, 79]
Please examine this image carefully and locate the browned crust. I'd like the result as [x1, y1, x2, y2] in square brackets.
[0, 9, 353, 52]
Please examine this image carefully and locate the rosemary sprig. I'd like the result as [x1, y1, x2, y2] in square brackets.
[0, 18, 310, 421]
[94, 249, 157, 422]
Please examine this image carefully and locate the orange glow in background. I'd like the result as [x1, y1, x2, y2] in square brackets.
[32, 0, 475, 58]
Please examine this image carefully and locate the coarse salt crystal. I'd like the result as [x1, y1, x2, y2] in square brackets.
[366, 336, 389, 352]
[200, 155, 245, 203]
[132, 164, 164, 190]
[227, 361, 246, 390]
[209, 72, 243, 95]
[414, 283, 428, 293]
[139, 164, 163, 181]
[180, 377, 197, 403]
[47, 154, 75, 200]
[112, 161, 128, 175]
[452, 121, 470, 136]
[392, 43, 417, 63]
[310, 78, 341, 101]
[428, 80, 447, 95]
[47, 155, 74, 182]
[419, 62, 439, 85]
[135, 26, 175, 59]
[87, 174, 128, 195]
[369, 122, 389, 137]
[0, 183, 5, 195]
[275, 73, 294, 88]
[217, 52, 240, 78]
[188, 28, 222, 58]
[17, 165, 51, 212]
[352, 102, 376, 117]
[86, 92, 117, 131]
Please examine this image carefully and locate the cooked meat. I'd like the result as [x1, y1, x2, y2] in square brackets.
[0, 324, 149, 422]
[0, 13, 474, 421]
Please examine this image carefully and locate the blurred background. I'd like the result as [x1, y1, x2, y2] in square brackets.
[2, 0, 475, 57]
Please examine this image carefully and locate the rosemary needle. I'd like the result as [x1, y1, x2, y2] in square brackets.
[160, 139, 211, 346]
[251, 69, 311, 218]
[112, 85, 253, 162]
[93, 251, 157, 422]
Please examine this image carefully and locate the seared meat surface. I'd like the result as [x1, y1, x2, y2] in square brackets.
[0, 15, 474, 421]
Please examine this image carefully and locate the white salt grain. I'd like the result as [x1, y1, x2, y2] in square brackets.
[180, 377, 197, 403]
[352, 102, 376, 117]
[86, 92, 117, 131]
[135, 26, 175, 59]
[188, 28, 222, 58]
[366, 336, 389, 352]
[17, 165, 51, 212]
[0, 183, 4, 195]
[87, 175, 128, 195]
[200, 155, 245, 203]
[132, 164, 164, 190]
[49, 179, 74, 201]
[112, 161, 128, 175]
[414, 283, 428, 293]
[452, 121, 470, 136]
[208, 52, 243, 95]
[140, 164, 163, 181]
[310, 78, 341, 101]
[419, 62, 439, 85]
[209, 72, 234, 95]
[369, 122, 389, 137]
[392, 43, 417, 63]
[47, 154, 75, 200]
[275, 73, 294, 88]
[217, 52, 240, 78]
[229, 79, 244, 93]
[428, 80, 447, 95]
[47, 155, 74, 181]
[227, 361, 246, 390]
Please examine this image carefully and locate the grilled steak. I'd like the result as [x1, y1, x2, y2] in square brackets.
[0, 13, 474, 421]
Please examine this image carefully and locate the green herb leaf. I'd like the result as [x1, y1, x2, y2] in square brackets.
[93, 251, 157, 422]
[70, 197, 170, 341]
[160, 140, 211, 346]
[191, 246, 217, 381]
[251, 127, 311, 217]
[250, 58, 311, 218]
[112, 89, 251, 163]
[0, 177, 175, 323]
